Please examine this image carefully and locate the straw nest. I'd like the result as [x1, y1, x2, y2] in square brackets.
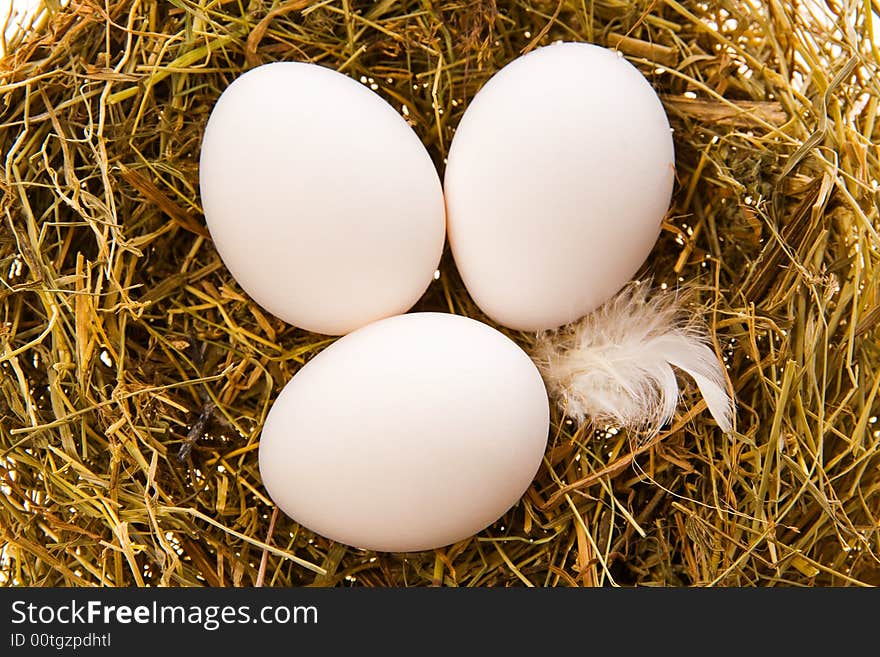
[2, 0, 879, 587]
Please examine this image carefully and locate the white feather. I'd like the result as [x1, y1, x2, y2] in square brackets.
[531, 282, 734, 437]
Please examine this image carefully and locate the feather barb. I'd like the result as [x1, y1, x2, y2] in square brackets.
[531, 282, 734, 438]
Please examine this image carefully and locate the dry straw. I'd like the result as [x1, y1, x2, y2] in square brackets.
[1, 0, 879, 586]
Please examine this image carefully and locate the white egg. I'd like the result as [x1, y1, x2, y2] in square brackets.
[444, 42, 675, 331]
[199, 62, 446, 336]
[258, 313, 549, 552]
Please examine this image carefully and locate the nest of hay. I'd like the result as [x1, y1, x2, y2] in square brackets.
[1, 0, 879, 587]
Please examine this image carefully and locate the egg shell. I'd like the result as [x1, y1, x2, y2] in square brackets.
[258, 312, 550, 553]
[444, 42, 675, 331]
[199, 62, 446, 336]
